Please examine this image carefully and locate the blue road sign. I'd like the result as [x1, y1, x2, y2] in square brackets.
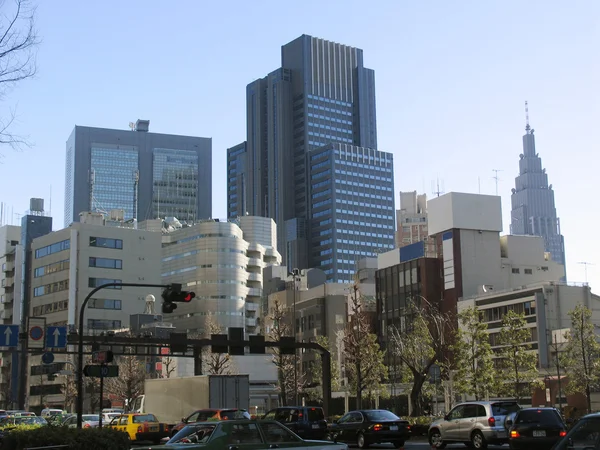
[0, 325, 19, 348]
[42, 352, 55, 365]
[46, 326, 68, 349]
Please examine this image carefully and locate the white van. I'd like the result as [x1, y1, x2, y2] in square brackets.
[41, 409, 64, 418]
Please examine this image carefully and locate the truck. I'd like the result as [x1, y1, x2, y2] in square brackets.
[131, 374, 250, 426]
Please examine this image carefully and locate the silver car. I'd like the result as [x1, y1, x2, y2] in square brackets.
[429, 401, 521, 449]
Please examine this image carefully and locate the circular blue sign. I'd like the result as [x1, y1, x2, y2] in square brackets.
[41, 352, 54, 365]
[30, 326, 43, 340]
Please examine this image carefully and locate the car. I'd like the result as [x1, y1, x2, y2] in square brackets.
[507, 407, 567, 450]
[62, 414, 100, 429]
[147, 419, 349, 450]
[0, 416, 47, 446]
[429, 401, 521, 449]
[107, 413, 170, 443]
[551, 412, 600, 450]
[329, 409, 411, 448]
[170, 409, 251, 436]
[262, 406, 328, 440]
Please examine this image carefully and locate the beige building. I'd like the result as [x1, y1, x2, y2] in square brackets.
[396, 191, 428, 247]
[27, 212, 162, 409]
[160, 216, 281, 335]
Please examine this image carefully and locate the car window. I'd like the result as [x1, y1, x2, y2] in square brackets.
[449, 405, 465, 420]
[349, 412, 363, 423]
[337, 413, 351, 424]
[307, 408, 324, 421]
[263, 410, 276, 420]
[364, 410, 400, 421]
[463, 405, 480, 418]
[492, 402, 520, 415]
[516, 410, 562, 425]
[477, 405, 486, 416]
[555, 418, 600, 450]
[186, 411, 199, 422]
[260, 422, 302, 443]
[227, 423, 263, 444]
[198, 411, 217, 421]
[119, 416, 129, 425]
[169, 424, 216, 444]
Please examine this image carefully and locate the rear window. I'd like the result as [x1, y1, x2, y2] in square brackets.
[133, 414, 157, 423]
[516, 410, 562, 425]
[492, 402, 520, 416]
[221, 410, 251, 420]
[364, 410, 400, 421]
[307, 408, 324, 421]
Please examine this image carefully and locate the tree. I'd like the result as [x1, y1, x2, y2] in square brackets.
[388, 297, 448, 416]
[105, 355, 146, 410]
[160, 354, 177, 379]
[452, 306, 495, 400]
[342, 284, 387, 410]
[268, 299, 304, 405]
[0, 0, 40, 151]
[562, 304, 600, 413]
[496, 310, 540, 401]
[201, 315, 237, 375]
[61, 374, 77, 412]
[306, 335, 340, 402]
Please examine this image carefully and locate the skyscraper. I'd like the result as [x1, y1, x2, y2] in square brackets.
[64, 120, 212, 227]
[510, 104, 566, 273]
[228, 35, 394, 277]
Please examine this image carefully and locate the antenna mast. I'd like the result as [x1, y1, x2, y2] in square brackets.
[492, 169, 503, 196]
[577, 261, 595, 284]
[431, 178, 445, 198]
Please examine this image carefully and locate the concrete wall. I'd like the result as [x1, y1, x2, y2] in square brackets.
[428, 192, 503, 236]
[458, 229, 503, 298]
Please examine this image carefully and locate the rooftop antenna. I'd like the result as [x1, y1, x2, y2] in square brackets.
[129, 122, 136, 131]
[577, 261, 595, 284]
[49, 185, 52, 217]
[431, 178, 445, 198]
[525, 101, 530, 132]
[492, 169, 503, 196]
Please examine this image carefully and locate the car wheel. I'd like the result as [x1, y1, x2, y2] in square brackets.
[471, 430, 487, 450]
[392, 441, 405, 448]
[429, 429, 446, 449]
[357, 432, 369, 448]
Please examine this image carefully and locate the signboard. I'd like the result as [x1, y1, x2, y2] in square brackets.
[83, 365, 119, 378]
[0, 325, 19, 348]
[28, 317, 46, 349]
[46, 326, 68, 349]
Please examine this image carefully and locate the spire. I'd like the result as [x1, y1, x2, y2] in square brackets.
[525, 101, 530, 133]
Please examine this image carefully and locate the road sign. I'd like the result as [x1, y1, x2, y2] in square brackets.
[46, 326, 68, 349]
[41, 352, 55, 365]
[83, 365, 119, 378]
[28, 317, 46, 349]
[92, 350, 114, 364]
[0, 325, 19, 348]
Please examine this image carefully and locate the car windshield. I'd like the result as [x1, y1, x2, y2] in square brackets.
[133, 414, 157, 423]
[516, 410, 562, 425]
[13, 417, 46, 425]
[168, 424, 216, 444]
[307, 408, 324, 421]
[221, 410, 251, 420]
[492, 402, 520, 416]
[82, 415, 99, 422]
[364, 410, 400, 421]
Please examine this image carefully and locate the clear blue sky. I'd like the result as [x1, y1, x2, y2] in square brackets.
[0, 0, 598, 288]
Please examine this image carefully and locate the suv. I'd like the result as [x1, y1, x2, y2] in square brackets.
[507, 407, 567, 450]
[429, 401, 521, 449]
[262, 406, 328, 440]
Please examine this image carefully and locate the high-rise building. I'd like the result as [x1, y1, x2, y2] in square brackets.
[510, 106, 566, 273]
[396, 191, 428, 247]
[64, 120, 212, 227]
[228, 34, 393, 279]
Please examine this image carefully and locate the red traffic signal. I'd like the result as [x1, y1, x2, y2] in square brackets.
[182, 292, 196, 302]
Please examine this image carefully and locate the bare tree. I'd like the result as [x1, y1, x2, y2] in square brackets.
[202, 315, 237, 375]
[105, 355, 146, 410]
[0, 0, 40, 151]
[160, 354, 177, 379]
[388, 297, 449, 416]
[61, 374, 77, 412]
[268, 299, 304, 405]
[342, 284, 387, 410]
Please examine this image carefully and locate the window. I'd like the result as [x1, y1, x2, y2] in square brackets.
[88, 278, 122, 289]
[524, 268, 533, 275]
[34, 260, 70, 278]
[89, 257, 122, 269]
[512, 268, 520, 274]
[89, 237, 123, 249]
[259, 422, 300, 443]
[33, 280, 69, 297]
[89, 299, 122, 310]
[35, 240, 70, 259]
[87, 319, 122, 330]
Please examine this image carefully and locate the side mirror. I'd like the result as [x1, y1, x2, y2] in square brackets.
[182, 417, 187, 423]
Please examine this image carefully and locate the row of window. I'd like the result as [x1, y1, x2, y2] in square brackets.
[88, 319, 122, 330]
[88, 278, 122, 289]
[334, 149, 392, 164]
[34, 259, 70, 278]
[89, 257, 122, 269]
[90, 236, 123, 249]
[482, 301, 537, 323]
[34, 280, 69, 297]
[162, 248, 246, 263]
[336, 158, 393, 171]
[335, 188, 393, 202]
[336, 209, 394, 220]
[32, 299, 68, 316]
[511, 267, 534, 275]
[162, 263, 247, 277]
[89, 298, 122, 310]
[335, 178, 393, 191]
[35, 239, 70, 259]
[312, 189, 331, 199]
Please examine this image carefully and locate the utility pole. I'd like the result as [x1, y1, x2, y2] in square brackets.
[549, 331, 564, 411]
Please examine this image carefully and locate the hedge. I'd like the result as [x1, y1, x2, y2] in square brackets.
[2, 426, 130, 450]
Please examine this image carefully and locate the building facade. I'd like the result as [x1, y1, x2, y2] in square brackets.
[510, 112, 566, 272]
[27, 213, 162, 409]
[307, 143, 395, 283]
[160, 217, 281, 335]
[228, 35, 380, 273]
[396, 191, 428, 247]
[227, 142, 247, 219]
[64, 120, 212, 227]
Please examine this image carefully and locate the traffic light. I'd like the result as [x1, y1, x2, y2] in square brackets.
[162, 284, 196, 314]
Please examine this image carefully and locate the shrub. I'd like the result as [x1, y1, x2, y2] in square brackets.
[3, 426, 130, 450]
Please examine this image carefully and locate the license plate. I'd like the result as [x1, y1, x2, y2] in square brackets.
[533, 431, 546, 437]
[312, 424, 320, 429]
[149, 426, 159, 432]
[390, 426, 398, 431]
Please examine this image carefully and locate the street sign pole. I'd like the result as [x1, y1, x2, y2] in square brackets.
[76, 282, 171, 430]
[98, 365, 104, 429]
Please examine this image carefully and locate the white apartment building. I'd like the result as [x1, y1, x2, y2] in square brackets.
[27, 212, 162, 409]
[160, 216, 281, 335]
[396, 191, 428, 247]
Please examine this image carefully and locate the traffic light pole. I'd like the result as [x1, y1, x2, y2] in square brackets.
[76, 282, 170, 430]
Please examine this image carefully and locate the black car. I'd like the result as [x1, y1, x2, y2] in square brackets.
[552, 413, 600, 450]
[262, 406, 328, 440]
[330, 409, 410, 449]
[508, 407, 567, 450]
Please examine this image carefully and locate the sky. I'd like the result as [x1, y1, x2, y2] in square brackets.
[0, 0, 598, 289]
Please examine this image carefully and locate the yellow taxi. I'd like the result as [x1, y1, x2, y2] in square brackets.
[107, 413, 170, 443]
